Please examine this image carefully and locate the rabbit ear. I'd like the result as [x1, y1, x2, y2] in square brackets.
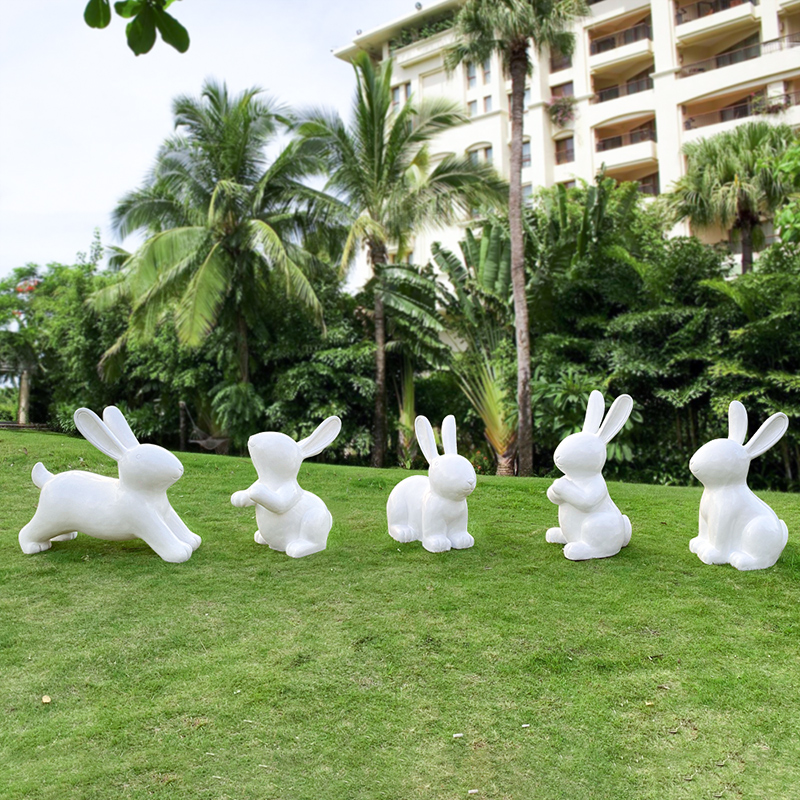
[583, 391, 605, 434]
[728, 401, 748, 445]
[298, 416, 342, 459]
[415, 416, 439, 464]
[745, 412, 789, 459]
[74, 408, 128, 461]
[441, 415, 458, 455]
[102, 406, 139, 450]
[597, 394, 634, 444]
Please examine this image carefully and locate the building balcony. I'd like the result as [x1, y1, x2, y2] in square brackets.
[595, 127, 657, 170]
[592, 76, 653, 104]
[589, 24, 653, 72]
[683, 90, 800, 140]
[678, 34, 800, 78]
[675, 1, 759, 45]
[779, 0, 800, 10]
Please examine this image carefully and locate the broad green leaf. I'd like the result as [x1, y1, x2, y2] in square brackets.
[113, 0, 141, 19]
[84, 0, 112, 28]
[153, 5, 190, 53]
[126, 5, 157, 55]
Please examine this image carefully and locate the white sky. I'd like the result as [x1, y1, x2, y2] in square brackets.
[0, 0, 417, 277]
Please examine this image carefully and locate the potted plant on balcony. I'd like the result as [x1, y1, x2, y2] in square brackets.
[752, 92, 791, 116]
[548, 95, 577, 128]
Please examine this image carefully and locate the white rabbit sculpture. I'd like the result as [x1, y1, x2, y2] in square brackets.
[546, 390, 634, 561]
[387, 415, 477, 553]
[230, 417, 342, 558]
[18, 406, 200, 563]
[689, 400, 789, 571]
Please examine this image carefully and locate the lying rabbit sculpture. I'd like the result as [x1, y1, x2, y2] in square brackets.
[387, 415, 476, 553]
[231, 417, 341, 558]
[546, 390, 634, 561]
[689, 400, 789, 571]
[18, 406, 200, 563]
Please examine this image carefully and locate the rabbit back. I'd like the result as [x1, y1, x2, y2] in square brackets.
[27, 470, 140, 542]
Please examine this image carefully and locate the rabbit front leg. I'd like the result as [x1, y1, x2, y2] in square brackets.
[163, 504, 202, 551]
[551, 477, 605, 513]
[135, 511, 193, 563]
[249, 482, 301, 515]
[231, 488, 256, 508]
[446, 504, 474, 550]
[691, 494, 726, 565]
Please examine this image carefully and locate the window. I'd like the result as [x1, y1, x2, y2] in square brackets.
[484, 145, 493, 164]
[522, 183, 532, 202]
[483, 58, 491, 84]
[469, 149, 479, 166]
[391, 82, 411, 111]
[484, 95, 493, 113]
[467, 62, 476, 90]
[468, 146, 493, 165]
[468, 100, 478, 117]
[552, 82, 574, 98]
[560, 180, 576, 190]
[555, 136, 575, 164]
[522, 140, 531, 168]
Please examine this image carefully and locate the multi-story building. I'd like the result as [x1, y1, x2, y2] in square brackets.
[335, 0, 800, 263]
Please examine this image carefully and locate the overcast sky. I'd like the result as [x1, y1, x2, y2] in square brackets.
[0, 0, 418, 277]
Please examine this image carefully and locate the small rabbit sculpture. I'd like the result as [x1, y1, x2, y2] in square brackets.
[546, 390, 634, 561]
[689, 400, 789, 571]
[387, 415, 477, 553]
[18, 406, 200, 563]
[230, 417, 342, 558]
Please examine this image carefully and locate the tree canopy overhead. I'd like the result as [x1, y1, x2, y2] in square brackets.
[84, 0, 189, 55]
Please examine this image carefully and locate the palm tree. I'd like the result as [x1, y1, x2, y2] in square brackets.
[668, 121, 796, 274]
[100, 79, 338, 390]
[299, 51, 507, 468]
[447, 0, 589, 476]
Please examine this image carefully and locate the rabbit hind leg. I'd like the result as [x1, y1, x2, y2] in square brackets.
[448, 531, 474, 549]
[389, 524, 418, 543]
[19, 514, 70, 554]
[51, 532, 78, 542]
[546, 527, 567, 544]
[285, 506, 331, 558]
[732, 517, 788, 571]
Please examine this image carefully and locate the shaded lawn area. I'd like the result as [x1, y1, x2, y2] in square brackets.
[2, 430, 800, 800]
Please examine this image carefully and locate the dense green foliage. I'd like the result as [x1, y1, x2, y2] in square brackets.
[3, 430, 800, 799]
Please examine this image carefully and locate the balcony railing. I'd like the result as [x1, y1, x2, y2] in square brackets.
[596, 126, 657, 152]
[590, 23, 651, 55]
[684, 90, 800, 128]
[675, 0, 758, 26]
[550, 51, 572, 72]
[555, 147, 576, 164]
[592, 76, 653, 103]
[678, 33, 800, 77]
[638, 175, 660, 196]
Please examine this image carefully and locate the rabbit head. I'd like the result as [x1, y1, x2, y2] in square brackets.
[553, 391, 633, 477]
[416, 415, 476, 502]
[74, 406, 184, 491]
[248, 417, 342, 481]
[690, 401, 789, 488]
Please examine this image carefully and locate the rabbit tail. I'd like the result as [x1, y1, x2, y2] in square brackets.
[32, 462, 54, 489]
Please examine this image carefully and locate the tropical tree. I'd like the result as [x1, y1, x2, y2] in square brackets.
[299, 51, 506, 467]
[668, 121, 796, 273]
[101, 79, 339, 436]
[447, 0, 589, 476]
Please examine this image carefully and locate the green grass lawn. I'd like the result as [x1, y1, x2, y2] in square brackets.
[2, 430, 800, 800]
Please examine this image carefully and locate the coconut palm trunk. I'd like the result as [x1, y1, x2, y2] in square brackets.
[371, 241, 389, 467]
[509, 43, 532, 476]
[17, 367, 31, 424]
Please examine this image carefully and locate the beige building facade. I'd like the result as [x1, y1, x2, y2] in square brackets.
[335, 0, 800, 263]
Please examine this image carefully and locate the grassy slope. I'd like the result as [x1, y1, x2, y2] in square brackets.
[1, 430, 800, 800]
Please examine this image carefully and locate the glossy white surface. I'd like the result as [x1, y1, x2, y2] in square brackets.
[387, 415, 476, 553]
[689, 401, 789, 570]
[546, 391, 633, 560]
[231, 417, 341, 558]
[19, 406, 200, 563]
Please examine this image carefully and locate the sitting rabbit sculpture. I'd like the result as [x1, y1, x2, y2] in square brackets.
[546, 390, 634, 560]
[387, 415, 476, 553]
[18, 406, 200, 563]
[230, 417, 341, 558]
[689, 400, 789, 570]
